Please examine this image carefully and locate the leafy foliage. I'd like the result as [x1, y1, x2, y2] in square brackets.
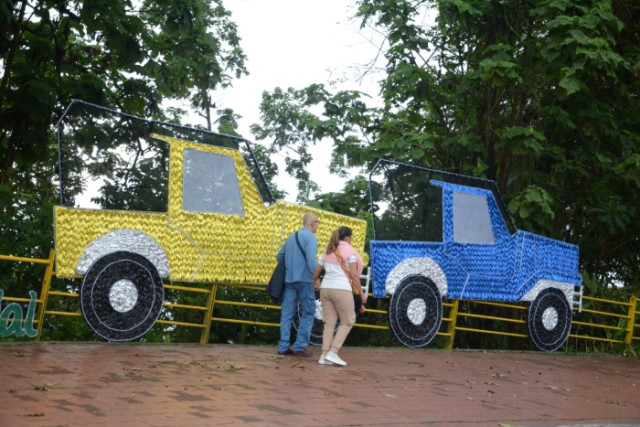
[252, 0, 640, 296]
[250, 85, 374, 203]
[0, 0, 248, 342]
[0, 0, 247, 240]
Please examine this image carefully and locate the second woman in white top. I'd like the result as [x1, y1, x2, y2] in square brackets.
[312, 226, 366, 366]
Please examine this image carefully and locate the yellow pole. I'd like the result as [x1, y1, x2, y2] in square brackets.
[200, 283, 219, 344]
[625, 296, 637, 345]
[35, 249, 56, 341]
[445, 299, 460, 349]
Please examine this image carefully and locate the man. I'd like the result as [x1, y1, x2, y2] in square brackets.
[276, 212, 319, 357]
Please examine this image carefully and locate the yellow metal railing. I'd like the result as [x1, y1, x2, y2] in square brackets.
[1, 251, 638, 350]
[571, 295, 639, 346]
[447, 301, 529, 349]
[0, 250, 55, 339]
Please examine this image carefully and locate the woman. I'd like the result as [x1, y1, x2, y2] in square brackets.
[312, 226, 367, 366]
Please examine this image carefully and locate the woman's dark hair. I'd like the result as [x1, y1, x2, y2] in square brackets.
[325, 226, 352, 254]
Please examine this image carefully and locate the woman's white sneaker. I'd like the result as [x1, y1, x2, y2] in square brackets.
[325, 351, 347, 366]
[318, 355, 334, 365]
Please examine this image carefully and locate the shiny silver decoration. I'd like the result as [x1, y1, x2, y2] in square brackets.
[385, 257, 447, 297]
[76, 229, 170, 277]
[109, 279, 138, 313]
[520, 279, 573, 307]
[314, 298, 324, 321]
[406, 298, 427, 326]
[541, 306, 559, 331]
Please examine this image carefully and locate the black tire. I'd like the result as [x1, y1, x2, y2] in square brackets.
[528, 288, 572, 352]
[293, 302, 320, 347]
[80, 251, 164, 341]
[389, 275, 442, 348]
[292, 267, 337, 346]
[292, 292, 339, 347]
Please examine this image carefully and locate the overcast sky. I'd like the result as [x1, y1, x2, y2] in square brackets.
[215, 0, 383, 200]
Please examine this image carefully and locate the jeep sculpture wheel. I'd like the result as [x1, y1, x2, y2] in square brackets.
[389, 275, 443, 348]
[80, 251, 164, 341]
[527, 288, 572, 352]
[293, 294, 339, 347]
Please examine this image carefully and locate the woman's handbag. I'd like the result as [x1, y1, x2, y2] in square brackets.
[353, 292, 363, 312]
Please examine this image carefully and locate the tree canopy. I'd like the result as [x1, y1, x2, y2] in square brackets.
[0, 0, 247, 258]
[251, 0, 640, 292]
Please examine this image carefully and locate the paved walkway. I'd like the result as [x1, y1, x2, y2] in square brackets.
[0, 342, 639, 426]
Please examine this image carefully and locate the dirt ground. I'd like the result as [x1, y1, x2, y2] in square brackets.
[0, 342, 639, 426]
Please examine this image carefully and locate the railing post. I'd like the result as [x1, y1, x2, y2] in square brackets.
[200, 283, 218, 344]
[35, 249, 56, 341]
[445, 299, 460, 349]
[625, 296, 637, 345]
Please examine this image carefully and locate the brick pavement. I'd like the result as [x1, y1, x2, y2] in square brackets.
[0, 342, 639, 426]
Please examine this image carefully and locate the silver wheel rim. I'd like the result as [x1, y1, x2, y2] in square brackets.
[407, 298, 427, 326]
[109, 279, 138, 313]
[541, 306, 558, 330]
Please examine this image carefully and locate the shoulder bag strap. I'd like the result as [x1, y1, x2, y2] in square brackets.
[294, 231, 307, 261]
[335, 248, 359, 295]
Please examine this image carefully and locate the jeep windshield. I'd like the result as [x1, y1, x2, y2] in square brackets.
[368, 159, 515, 241]
[56, 100, 274, 211]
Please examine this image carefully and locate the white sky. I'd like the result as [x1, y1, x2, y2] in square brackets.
[214, 0, 384, 201]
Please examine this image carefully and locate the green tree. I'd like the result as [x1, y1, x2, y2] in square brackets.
[252, 0, 640, 294]
[1, 0, 246, 250]
[251, 85, 374, 203]
[0, 0, 248, 340]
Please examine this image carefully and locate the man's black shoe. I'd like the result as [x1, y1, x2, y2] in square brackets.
[293, 348, 313, 357]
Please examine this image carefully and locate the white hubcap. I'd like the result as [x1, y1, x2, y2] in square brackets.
[541, 306, 558, 330]
[109, 280, 138, 313]
[407, 298, 427, 326]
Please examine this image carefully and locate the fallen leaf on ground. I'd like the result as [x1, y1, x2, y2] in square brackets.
[605, 400, 627, 406]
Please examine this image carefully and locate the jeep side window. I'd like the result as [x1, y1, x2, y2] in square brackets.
[182, 148, 245, 216]
[453, 191, 494, 244]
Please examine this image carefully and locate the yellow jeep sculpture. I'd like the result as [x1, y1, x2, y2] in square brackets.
[54, 133, 366, 341]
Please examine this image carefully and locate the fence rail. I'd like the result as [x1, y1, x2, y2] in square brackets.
[1, 252, 638, 350]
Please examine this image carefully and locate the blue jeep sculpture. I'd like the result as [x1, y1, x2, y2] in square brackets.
[369, 160, 582, 352]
